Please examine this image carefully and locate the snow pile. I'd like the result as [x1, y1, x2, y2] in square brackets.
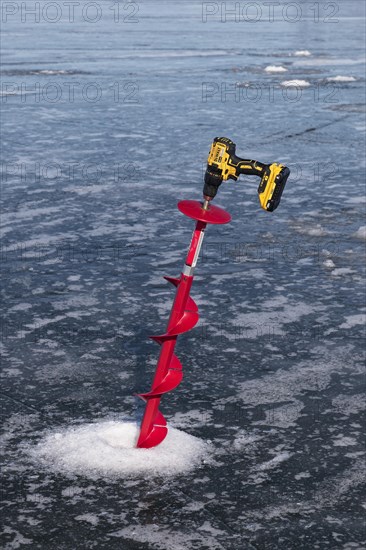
[281, 79, 311, 87]
[38, 69, 69, 75]
[265, 65, 287, 73]
[327, 75, 356, 82]
[29, 420, 209, 478]
[323, 259, 335, 268]
[353, 226, 366, 240]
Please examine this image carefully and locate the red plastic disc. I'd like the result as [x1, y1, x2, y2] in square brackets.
[177, 200, 231, 224]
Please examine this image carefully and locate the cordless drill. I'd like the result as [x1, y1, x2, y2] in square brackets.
[203, 137, 290, 212]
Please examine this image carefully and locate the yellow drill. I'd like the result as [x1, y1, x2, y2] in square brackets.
[203, 137, 290, 212]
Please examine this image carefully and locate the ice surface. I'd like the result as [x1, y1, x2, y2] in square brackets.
[333, 436, 358, 447]
[332, 394, 366, 415]
[293, 223, 331, 236]
[74, 514, 99, 526]
[108, 524, 227, 550]
[28, 421, 210, 478]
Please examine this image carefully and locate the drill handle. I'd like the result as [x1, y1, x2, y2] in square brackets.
[234, 157, 269, 179]
[220, 137, 269, 179]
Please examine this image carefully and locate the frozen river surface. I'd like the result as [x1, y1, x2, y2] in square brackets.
[1, 1, 365, 548]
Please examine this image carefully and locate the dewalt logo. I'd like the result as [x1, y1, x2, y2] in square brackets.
[213, 145, 225, 164]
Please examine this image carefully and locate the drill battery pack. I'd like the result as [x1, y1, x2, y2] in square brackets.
[258, 164, 290, 212]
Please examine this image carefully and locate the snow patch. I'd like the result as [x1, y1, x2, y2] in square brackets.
[345, 196, 366, 205]
[294, 223, 330, 237]
[28, 420, 210, 478]
[281, 79, 311, 87]
[257, 451, 292, 471]
[353, 226, 366, 240]
[331, 267, 355, 277]
[227, 297, 319, 340]
[74, 513, 99, 526]
[332, 394, 365, 415]
[108, 524, 226, 550]
[327, 76, 356, 82]
[170, 409, 213, 429]
[265, 65, 288, 73]
[293, 50, 311, 56]
[333, 436, 358, 447]
[8, 302, 33, 312]
[38, 69, 69, 75]
[323, 259, 336, 268]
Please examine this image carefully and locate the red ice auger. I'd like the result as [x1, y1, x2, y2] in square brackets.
[136, 200, 231, 448]
[136, 137, 290, 448]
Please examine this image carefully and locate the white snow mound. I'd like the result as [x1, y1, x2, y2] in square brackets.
[327, 75, 356, 82]
[353, 226, 366, 240]
[281, 79, 311, 87]
[265, 65, 288, 73]
[29, 420, 209, 478]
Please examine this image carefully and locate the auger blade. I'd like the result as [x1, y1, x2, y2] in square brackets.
[137, 356, 182, 399]
[149, 310, 199, 344]
[139, 370, 182, 399]
[170, 354, 183, 371]
[186, 295, 198, 312]
[149, 334, 175, 345]
[171, 309, 199, 334]
[165, 277, 197, 312]
[138, 425, 167, 448]
[164, 278, 198, 313]
[140, 357, 183, 398]
[153, 369, 182, 395]
[136, 392, 147, 403]
[137, 411, 168, 448]
[164, 276, 181, 287]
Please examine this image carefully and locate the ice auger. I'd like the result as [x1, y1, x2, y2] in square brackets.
[136, 137, 290, 449]
[136, 200, 231, 448]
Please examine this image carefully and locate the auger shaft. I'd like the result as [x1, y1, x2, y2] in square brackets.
[136, 200, 231, 449]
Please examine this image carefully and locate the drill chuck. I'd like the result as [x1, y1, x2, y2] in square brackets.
[203, 166, 223, 199]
